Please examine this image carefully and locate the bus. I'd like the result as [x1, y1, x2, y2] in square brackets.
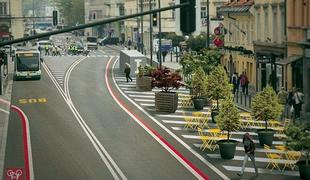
[14, 49, 41, 80]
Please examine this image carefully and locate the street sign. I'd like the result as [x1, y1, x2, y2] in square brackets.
[160, 39, 172, 51]
[6, 168, 24, 180]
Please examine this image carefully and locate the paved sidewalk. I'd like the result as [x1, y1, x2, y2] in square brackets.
[0, 58, 14, 178]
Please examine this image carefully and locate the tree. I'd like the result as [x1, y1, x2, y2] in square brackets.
[205, 66, 232, 110]
[190, 66, 207, 98]
[216, 96, 241, 141]
[251, 86, 282, 131]
[187, 33, 208, 52]
[285, 123, 310, 165]
[53, 0, 85, 26]
[165, 33, 185, 47]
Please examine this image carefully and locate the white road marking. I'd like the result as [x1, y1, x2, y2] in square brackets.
[222, 165, 299, 176]
[111, 59, 230, 180]
[0, 108, 9, 114]
[43, 58, 127, 180]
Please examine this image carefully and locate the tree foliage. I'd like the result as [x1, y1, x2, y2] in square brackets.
[216, 96, 241, 141]
[179, 48, 221, 77]
[190, 66, 207, 98]
[285, 123, 310, 165]
[251, 86, 282, 131]
[164, 33, 185, 47]
[187, 33, 207, 52]
[205, 66, 232, 110]
[53, 0, 85, 26]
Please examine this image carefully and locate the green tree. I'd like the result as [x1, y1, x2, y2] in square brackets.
[165, 33, 185, 47]
[187, 33, 208, 52]
[216, 96, 241, 141]
[251, 86, 283, 131]
[198, 48, 222, 75]
[190, 66, 207, 98]
[53, 0, 85, 26]
[205, 66, 232, 110]
[285, 123, 310, 165]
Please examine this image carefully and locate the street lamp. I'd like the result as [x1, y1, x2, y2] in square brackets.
[149, 0, 153, 65]
[158, 0, 162, 69]
[206, 0, 210, 48]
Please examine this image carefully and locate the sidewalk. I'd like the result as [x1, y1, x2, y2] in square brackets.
[0, 58, 14, 178]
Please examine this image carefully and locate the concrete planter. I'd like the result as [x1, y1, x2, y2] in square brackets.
[136, 76, 152, 91]
[257, 129, 275, 147]
[218, 140, 239, 159]
[297, 161, 310, 180]
[155, 92, 178, 113]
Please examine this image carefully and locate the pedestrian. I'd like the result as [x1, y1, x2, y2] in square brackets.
[292, 88, 304, 121]
[240, 72, 249, 95]
[277, 87, 288, 120]
[238, 132, 258, 177]
[124, 63, 132, 82]
[231, 72, 238, 96]
[287, 89, 295, 119]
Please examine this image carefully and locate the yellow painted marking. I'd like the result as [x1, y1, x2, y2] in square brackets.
[18, 98, 47, 104]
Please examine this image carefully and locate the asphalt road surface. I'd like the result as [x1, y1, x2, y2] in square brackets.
[3, 49, 208, 180]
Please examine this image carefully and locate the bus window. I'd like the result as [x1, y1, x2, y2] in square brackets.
[16, 54, 40, 71]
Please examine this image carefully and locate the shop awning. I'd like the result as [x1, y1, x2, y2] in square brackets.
[276, 55, 302, 65]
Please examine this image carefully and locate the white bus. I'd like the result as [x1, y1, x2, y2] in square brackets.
[14, 49, 41, 80]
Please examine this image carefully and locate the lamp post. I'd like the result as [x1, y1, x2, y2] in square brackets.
[206, 0, 210, 48]
[149, 0, 153, 65]
[32, 0, 35, 35]
[140, 0, 144, 54]
[158, 0, 162, 69]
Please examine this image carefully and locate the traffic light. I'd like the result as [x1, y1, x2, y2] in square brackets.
[180, 0, 196, 34]
[152, 13, 157, 26]
[52, 10, 58, 26]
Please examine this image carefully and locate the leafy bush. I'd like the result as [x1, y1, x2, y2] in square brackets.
[190, 66, 207, 98]
[251, 86, 282, 131]
[151, 68, 183, 92]
[285, 123, 310, 165]
[216, 96, 241, 141]
[137, 65, 155, 77]
[205, 66, 232, 110]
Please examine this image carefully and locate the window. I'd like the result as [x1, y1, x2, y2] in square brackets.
[256, 12, 260, 41]
[273, 9, 277, 42]
[264, 11, 269, 41]
[0, 2, 7, 15]
[201, 7, 207, 18]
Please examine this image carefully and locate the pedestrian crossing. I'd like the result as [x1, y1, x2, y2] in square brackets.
[113, 74, 299, 178]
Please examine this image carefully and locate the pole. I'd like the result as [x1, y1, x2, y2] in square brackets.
[136, 0, 140, 51]
[140, 0, 144, 54]
[206, 0, 210, 48]
[149, 0, 153, 65]
[158, 0, 162, 69]
[32, 0, 35, 35]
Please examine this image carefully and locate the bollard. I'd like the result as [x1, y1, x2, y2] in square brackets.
[240, 92, 242, 105]
[249, 95, 251, 108]
[245, 94, 247, 107]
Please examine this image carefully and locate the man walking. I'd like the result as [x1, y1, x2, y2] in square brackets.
[277, 87, 288, 120]
[293, 88, 304, 121]
[124, 63, 133, 82]
[238, 132, 258, 177]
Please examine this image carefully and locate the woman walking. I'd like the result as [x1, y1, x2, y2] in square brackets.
[238, 132, 258, 177]
[124, 63, 132, 82]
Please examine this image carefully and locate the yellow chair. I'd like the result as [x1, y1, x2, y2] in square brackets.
[192, 112, 209, 129]
[272, 119, 291, 134]
[264, 144, 282, 171]
[183, 111, 195, 129]
[179, 94, 193, 108]
[197, 128, 217, 151]
[282, 151, 301, 171]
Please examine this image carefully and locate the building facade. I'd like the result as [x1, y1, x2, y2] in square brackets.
[84, 0, 124, 39]
[286, 0, 310, 120]
[253, 0, 286, 92]
[123, 0, 228, 54]
[0, 0, 24, 41]
[218, 0, 257, 92]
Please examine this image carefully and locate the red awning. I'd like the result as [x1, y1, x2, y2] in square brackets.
[0, 31, 10, 36]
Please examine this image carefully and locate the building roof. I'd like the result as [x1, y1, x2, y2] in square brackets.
[217, 0, 254, 14]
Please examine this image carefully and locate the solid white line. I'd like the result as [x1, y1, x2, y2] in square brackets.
[140, 103, 154, 107]
[111, 58, 230, 180]
[222, 165, 299, 176]
[118, 84, 136, 87]
[129, 95, 154, 98]
[124, 91, 154, 95]
[44, 61, 126, 180]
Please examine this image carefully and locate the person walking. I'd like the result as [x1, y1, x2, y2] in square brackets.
[124, 63, 132, 82]
[293, 88, 304, 121]
[231, 72, 238, 96]
[238, 132, 258, 177]
[277, 87, 288, 120]
[287, 89, 295, 119]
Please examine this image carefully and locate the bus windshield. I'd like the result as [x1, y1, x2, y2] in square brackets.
[86, 37, 97, 43]
[16, 54, 40, 71]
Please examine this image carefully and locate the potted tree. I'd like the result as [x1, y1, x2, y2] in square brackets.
[205, 66, 232, 123]
[251, 86, 282, 146]
[285, 123, 310, 180]
[190, 66, 207, 110]
[152, 68, 183, 113]
[136, 65, 155, 91]
[216, 96, 241, 159]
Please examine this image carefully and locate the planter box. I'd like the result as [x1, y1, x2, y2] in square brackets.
[257, 129, 275, 147]
[155, 92, 178, 113]
[136, 76, 153, 91]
